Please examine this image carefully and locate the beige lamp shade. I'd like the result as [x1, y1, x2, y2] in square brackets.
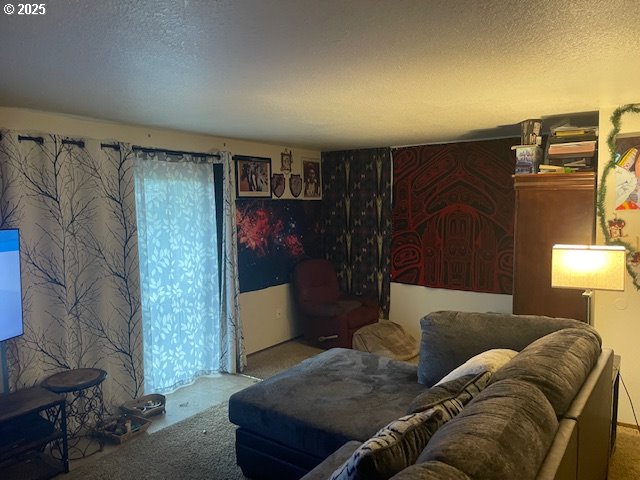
[551, 244, 626, 291]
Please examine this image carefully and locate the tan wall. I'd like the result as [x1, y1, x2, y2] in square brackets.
[0, 107, 321, 354]
[595, 106, 640, 425]
[388, 283, 513, 341]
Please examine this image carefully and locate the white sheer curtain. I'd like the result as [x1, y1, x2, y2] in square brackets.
[134, 150, 245, 394]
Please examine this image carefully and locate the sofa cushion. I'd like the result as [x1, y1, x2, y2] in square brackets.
[229, 348, 426, 460]
[389, 461, 470, 480]
[435, 349, 517, 385]
[417, 378, 559, 480]
[417, 311, 598, 386]
[346, 304, 381, 330]
[490, 327, 602, 415]
[408, 371, 491, 415]
[330, 408, 447, 480]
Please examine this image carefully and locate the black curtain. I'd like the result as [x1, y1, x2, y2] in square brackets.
[321, 147, 392, 316]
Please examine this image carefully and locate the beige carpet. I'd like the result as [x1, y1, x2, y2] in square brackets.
[56, 401, 245, 480]
[609, 425, 640, 479]
[242, 338, 323, 379]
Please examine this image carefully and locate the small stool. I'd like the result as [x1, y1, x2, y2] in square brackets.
[41, 368, 107, 459]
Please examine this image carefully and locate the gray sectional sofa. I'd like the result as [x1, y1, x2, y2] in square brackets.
[229, 311, 614, 480]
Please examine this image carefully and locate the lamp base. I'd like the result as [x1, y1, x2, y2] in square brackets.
[582, 289, 594, 326]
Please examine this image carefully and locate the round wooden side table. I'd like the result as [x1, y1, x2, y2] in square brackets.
[41, 368, 108, 459]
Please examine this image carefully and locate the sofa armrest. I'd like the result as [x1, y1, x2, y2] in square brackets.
[300, 441, 362, 480]
[563, 348, 613, 480]
[536, 419, 578, 480]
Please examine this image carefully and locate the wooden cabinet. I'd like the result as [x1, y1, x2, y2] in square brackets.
[512, 172, 596, 321]
[0, 386, 68, 480]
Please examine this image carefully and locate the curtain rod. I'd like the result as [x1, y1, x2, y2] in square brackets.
[17, 135, 85, 148]
[132, 145, 220, 159]
[17, 135, 44, 145]
[100, 143, 121, 151]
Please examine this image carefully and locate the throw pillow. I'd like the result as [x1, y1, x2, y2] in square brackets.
[408, 370, 491, 415]
[329, 408, 446, 480]
[435, 348, 517, 386]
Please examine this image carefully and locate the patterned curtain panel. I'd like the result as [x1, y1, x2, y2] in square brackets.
[0, 131, 143, 408]
[391, 138, 516, 294]
[0, 129, 244, 407]
[218, 152, 245, 374]
[321, 148, 392, 316]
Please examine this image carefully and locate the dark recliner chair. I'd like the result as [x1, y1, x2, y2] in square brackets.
[292, 259, 379, 349]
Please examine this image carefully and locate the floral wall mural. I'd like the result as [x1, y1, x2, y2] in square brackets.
[236, 199, 322, 292]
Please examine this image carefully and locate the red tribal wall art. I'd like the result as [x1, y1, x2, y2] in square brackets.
[391, 138, 517, 294]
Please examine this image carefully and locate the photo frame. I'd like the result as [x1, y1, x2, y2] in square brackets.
[280, 149, 292, 173]
[302, 159, 322, 199]
[234, 155, 272, 198]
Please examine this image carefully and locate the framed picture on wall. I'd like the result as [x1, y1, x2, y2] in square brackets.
[280, 149, 292, 173]
[234, 155, 272, 198]
[302, 159, 322, 199]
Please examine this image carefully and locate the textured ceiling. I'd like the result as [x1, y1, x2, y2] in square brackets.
[0, 0, 638, 150]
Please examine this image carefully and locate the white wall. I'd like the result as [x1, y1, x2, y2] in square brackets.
[0, 107, 320, 355]
[595, 105, 640, 426]
[388, 282, 513, 341]
[240, 284, 301, 353]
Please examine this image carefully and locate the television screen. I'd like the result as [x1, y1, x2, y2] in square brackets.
[0, 229, 24, 342]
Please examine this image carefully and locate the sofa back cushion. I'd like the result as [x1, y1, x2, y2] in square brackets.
[417, 378, 558, 480]
[417, 311, 599, 385]
[293, 259, 341, 305]
[389, 461, 470, 479]
[489, 327, 602, 416]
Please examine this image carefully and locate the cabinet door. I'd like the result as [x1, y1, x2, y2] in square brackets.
[512, 173, 596, 321]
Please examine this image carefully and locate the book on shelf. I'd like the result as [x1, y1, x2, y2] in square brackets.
[538, 165, 567, 173]
[547, 140, 596, 157]
[551, 126, 598, 137]
[548, 133, 598, 144]
[546, 156, 593, 170]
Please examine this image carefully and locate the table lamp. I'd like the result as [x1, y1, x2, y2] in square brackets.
[551, 244, 626, 325]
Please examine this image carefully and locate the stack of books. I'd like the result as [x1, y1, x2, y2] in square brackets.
[545, 125, 598, 170]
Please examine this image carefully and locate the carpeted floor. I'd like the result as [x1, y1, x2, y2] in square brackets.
[54, 339, 319, 480]
[609, 425, 640, 479]
[53, 339, 640, 479]
[58, 401, 245, 480]
[242, 339, 322, 379]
